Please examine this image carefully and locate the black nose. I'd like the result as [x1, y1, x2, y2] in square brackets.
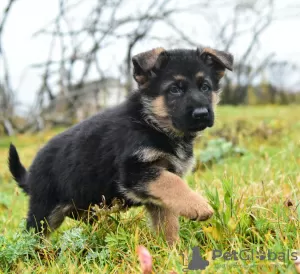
[192, 108, 209, 119]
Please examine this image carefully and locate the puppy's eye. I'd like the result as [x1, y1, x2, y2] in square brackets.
[200, 84, 211, 92]
[169, 86, 183, 95]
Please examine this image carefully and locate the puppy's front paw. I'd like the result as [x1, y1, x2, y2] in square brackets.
[180, 193, 214, 221]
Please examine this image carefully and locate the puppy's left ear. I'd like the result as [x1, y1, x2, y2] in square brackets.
[132, 47, 168, 86]
[197, 47, 234, 79]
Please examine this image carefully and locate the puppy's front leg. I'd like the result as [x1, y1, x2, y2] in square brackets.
[145, 204, 179, 245]
[120, 159, 213, 244]
[147, 170, 214, 221]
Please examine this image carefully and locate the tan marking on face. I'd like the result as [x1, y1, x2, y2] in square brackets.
[173, 75, 186, 81]
[212, 92, 220, 106]
[195, 71, 204, 81]
[142, 96, 183, 136]
[146, 204, 179, 245]
[152, 96, 168, 118]
[148, 170, 214, 221]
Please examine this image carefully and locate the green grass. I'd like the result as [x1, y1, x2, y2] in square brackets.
[0, 105, 299, 273]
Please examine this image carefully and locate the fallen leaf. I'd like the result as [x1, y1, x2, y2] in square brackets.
[295, 255, 300, 274]
[136, 245, 152, 274]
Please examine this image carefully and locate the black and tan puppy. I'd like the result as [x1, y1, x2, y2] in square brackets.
[8, 46, 233, 244]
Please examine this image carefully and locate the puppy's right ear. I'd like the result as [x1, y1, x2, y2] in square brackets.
[132, 47, 168, 86]
[197, 46, 234, 80]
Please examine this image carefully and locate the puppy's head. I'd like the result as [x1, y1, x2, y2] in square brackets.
[132, 46, 233, 134]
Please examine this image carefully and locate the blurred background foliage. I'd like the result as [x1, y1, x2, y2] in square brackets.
[0, 0, 300, 136]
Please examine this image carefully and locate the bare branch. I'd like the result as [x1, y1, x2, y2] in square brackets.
[0, 0, 17, 90]
[0, 0, 16, 37]
[0, 0, 18, 135]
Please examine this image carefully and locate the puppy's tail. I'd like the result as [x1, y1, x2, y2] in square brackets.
[8, 143, 29, 194]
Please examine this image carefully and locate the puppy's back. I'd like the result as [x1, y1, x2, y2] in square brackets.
[26, 103, 134, 207]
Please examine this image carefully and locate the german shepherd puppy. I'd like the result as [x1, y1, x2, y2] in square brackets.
[8, 46, 233, 244]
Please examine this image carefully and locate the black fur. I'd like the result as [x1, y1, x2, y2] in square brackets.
[8, 144, 29, 194]
[8, 47, 233, 235]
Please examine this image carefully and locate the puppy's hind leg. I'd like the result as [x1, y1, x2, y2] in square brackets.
[48, 204, 72, 231]
[26, 197, 66, 235]
[146, 204, 179, 245]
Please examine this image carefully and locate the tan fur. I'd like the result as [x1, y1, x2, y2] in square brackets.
[195, 71, 204, 80]
[153, 47, 165, 56]
[146, 204, 179, 245]
[212, 92, 220, 106]
[142, 96, 183, 137]
[218, 70, 225, 79]
[151, 96, 183, 136]
[151, 96, 168, 118]
[134, 147, 165, 162]
[173, 75, 186, 81]
[142, 47, 165, 71]
[202, 47, 217, 56]
[134, 147, 194, 176]
[134, 75, 150, 89]
[148, 170, 214, 221]
[135, 75, 147, 85]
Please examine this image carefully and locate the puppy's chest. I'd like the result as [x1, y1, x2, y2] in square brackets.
[147, 142, 194, 177]
[166, 144, 195, 176]
[135, 142, 195, 176]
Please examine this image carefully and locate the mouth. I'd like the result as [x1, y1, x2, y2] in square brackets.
[172, 120, 213, 133]
[187, 123, 209, 132]
[187, 117, 214, 132]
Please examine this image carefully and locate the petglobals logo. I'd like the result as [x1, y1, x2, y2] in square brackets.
[181, 247, 299, 271]
[212, 249, 298, 262]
